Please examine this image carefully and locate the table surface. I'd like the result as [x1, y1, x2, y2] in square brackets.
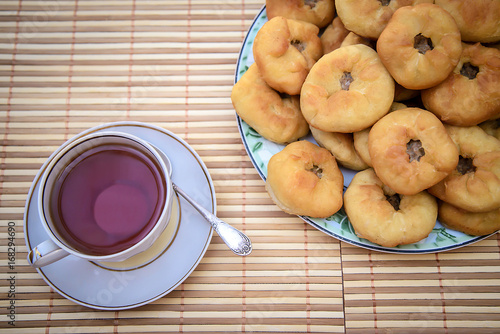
[1, 1, 499, 333]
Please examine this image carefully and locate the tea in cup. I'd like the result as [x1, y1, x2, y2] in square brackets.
[28, 131, 173, 268]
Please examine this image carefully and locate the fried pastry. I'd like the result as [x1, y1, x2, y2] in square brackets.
[336, 0, 434, 40]
[301, 44, 394, 133]
[344, 168, 438, 247]
[320, 17, 350, 55]
[434, 0, 500, 43]
[231, 64, 309, 144]
[266, 0, 335, 28]
[369, 108, 459, 195]
[353, 102, 408, 167]
[438, 201, 500, 236]
[422, 43, 500, 126]
[310, 126, 369, 171]
[479, 119, 500, 140]
[266, 140, 344, 218]
[428, 125, 500, 212]
[253, 16, 323, 95]
[376, 3, 462, 89]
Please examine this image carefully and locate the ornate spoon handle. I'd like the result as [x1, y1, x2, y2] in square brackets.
[172, 183, 252, 256]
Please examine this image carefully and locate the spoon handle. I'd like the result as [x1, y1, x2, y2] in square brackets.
[172, 183, 252, 256]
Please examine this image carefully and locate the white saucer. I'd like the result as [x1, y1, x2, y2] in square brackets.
[24, 122, 215, 310]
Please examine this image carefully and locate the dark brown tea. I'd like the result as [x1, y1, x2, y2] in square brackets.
[49, 143, 166, 256]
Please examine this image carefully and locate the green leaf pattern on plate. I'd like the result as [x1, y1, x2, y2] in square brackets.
[246, 127, 262, 138]
[252, 141, 263, 153]
[235, 7, 491, 253]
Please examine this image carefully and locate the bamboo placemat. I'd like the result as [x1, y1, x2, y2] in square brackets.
[0, 1, 499, 333]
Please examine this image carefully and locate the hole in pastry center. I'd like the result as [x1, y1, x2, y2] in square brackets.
[378, 0, 391, 6]
[406, 139, 425, 162]
[460, 62, 480, 80]
[414, 33, 433, 54]
[457, 156, 476, 175]
[340, 72, 353, 91]
[385, 193, 401, 211]
[308, 164, 323, 179]
[304, 0, 319, 9]
[291, 39, 306, 53]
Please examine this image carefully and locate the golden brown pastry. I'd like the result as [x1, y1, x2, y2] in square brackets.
[369, 108, 459, 195]
[422, 43, 500, 126]
[253, 16, 323, 95]
[310, 126, 369, 170]
[490, 42, 500, 51]
[335, 0, 434, 40]
[479, 119, 500, 140]
[428, 125, 500, 212]
[353, 128, 372, 167]
[353, 102, 408, 167]
[344, 168, 438, 247]
[320, 17, 350, 55]
[434, 0, 500, 43]
[231, 63, 310, 144]
[394, 83, 420, 102]
[340, 32, 375, 49]
[266, 140, 344, 218]
[439, 201, 500, 236]
[376, 3, 462, 90]
[266, 0, 336, 28]
[301, 44, 394, 133]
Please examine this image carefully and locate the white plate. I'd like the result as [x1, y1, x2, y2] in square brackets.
[234, 6, 493, 254]
[24, 122, 214, 310]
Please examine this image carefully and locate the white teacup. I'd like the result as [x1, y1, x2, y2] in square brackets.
[27, 131, 173, 268]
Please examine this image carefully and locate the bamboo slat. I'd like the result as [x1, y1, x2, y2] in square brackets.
[1, 1, 499, 333]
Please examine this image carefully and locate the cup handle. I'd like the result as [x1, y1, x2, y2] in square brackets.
[27, 239, 70, 268]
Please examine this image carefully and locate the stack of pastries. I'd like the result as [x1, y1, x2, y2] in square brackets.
[231, 0, 500, 247]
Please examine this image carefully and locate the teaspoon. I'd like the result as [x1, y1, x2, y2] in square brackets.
[157, 148, 252, 256]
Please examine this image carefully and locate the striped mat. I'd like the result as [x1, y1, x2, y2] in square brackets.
[1, 1, 499, 333]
